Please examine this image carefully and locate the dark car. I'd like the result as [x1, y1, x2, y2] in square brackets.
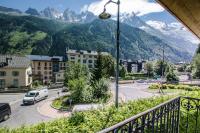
[0, 103, 11, 122]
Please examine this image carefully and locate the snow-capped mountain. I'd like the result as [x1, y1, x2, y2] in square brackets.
[40, 7, 63, 20]
[39, 7, 96, 23]
[63, 9, 96, 23]
[120, 12, 199, 55]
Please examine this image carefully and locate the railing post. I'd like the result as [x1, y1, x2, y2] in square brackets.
[176, 97, 181, 133]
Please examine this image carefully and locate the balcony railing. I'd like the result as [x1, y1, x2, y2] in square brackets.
[99, 96, 200, 133]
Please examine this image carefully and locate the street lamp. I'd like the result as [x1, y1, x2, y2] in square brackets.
[99, 0, 120, 108]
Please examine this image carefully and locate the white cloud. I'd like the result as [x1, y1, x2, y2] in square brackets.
[81, 0, 164, 16]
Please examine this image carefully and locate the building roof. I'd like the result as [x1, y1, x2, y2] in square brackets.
[0, 55, 31, 68]
[157, 0, 200, 39]
[66, 49, 109, 56]
[26, 55, 63, 62]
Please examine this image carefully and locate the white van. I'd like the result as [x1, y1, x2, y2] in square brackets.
[23, 88, 48, 105]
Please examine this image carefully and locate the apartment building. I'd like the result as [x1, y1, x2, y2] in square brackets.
[26, 55, 66, 84]
[0, 55, 32, 89]
[66, 49, 109, 68]
[120, 60, 146, 73]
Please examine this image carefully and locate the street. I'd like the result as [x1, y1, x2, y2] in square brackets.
[0, 89, 61, 128]
[111, 82, 157, 102]
[0, 82, 157, 128]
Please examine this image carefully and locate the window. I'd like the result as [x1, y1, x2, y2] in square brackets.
[49, 63, 52, 66]
[63, 63, 66, 66]
[38, 71, 41, 75]
[71, 57, 75, 60]
[38, 67, 41, 70]
[0, 71, 6, 76]
[38, 62, 41, 66]
[89, 55, 92, 58]
[49, 72, 52, 75]
[88, 60, 93, 63]
[12, 71, 19, 76]
[44, 71, 47, 75]
[45, 62, 47, 66]
[13, 79, 19, 87]
[0, 79, 5, 89]
[44, 67, 47, 70]
[83, 59, 87, 63]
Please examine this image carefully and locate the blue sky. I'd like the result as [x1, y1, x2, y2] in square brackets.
[0, 0, 96, 12]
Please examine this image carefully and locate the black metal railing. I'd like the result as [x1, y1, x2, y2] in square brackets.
[99, 96, 200, 133]
[180, 97, 200, 133]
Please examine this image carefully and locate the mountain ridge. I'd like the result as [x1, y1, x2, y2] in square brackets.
[0, 12, 192, 62]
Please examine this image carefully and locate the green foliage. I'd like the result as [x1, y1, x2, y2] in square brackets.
[165, 66, 179, 82]
[192, 54, 200, 79]
[101, 54, 115, 78]
[68, 77, 93, 103]
[64, 62, 90, 87]
[92, 52, 104, 81]
[92, 53, 115, 81]
[64, 62, 110, 103]
[119, 66, 126, 78]
[149, 84, 200, 91]
[52, 96, 71, 110]
[145, 62, 154, 77]
[32, 80, 42, 88]
[92, 78, 110, 100]
[125, 73, 148, 80]
[196, 43, 200, 54]
[154, 60, 168, 76]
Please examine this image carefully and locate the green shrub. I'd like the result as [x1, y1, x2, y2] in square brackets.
[149, 84, 160, 89]
[167, 84, 176, 89]
[68, 77, 93, 103]
[93, 78, 110, 100]
[149, 84, 200, 91]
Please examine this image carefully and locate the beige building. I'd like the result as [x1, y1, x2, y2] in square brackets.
[66, 49, 109, 68]
[0, 55, 32, 89]
[26, 55, 66, 84]
[54, 70, 65, 84]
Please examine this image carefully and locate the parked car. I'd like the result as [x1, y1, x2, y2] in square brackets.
[23, 88, 48, 105]
[0, 103, 11, 122]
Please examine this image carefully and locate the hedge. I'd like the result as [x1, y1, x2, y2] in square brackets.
[149, 83, 200, 91]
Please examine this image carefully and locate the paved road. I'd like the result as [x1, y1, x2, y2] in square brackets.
[0, 89, 62, 128]
[111, 82, 157, 102]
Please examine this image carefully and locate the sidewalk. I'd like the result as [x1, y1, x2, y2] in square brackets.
[37, 100, 71, 119]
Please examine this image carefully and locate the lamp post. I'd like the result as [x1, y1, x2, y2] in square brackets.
[99, 0, 120, 108]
